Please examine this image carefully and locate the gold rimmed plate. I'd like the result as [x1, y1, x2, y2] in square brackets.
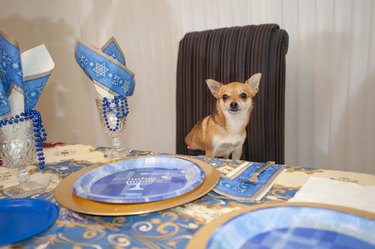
[187, 202, 375, 249]
[55, 155, 219, 216]
[73, 156, 206, 203]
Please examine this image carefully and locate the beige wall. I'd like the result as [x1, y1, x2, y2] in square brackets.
[0, 0, 98, 147]
[0, 0, 181, 154]
[1, 0, 375, 173]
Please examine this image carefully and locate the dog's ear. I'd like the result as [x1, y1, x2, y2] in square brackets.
[246, 73, 261, 96]
[206, 79, 222, 98]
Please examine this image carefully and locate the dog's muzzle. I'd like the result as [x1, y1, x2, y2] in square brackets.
[230, 102, 240, 112]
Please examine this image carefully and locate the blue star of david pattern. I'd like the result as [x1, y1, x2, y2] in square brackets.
[0, 37, 23, 93]
[94, 62, 109, 77]
[75, 41, 135, 96]
[79, 54, 129, 88]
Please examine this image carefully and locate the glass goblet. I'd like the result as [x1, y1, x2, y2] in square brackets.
[0, 119, 46, 198]
[95, 96, 130, 158]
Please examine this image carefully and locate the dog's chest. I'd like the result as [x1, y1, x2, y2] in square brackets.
[225, 113, 247, 133]
[213, 134, 243, 147]
[212, 112, 248, 155]
[212, 132, 244, 156]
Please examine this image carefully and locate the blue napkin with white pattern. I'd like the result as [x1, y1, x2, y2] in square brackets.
[213, 162, 285, 202]
[0, 32, 54, 117]
[75, 37, 135, 99]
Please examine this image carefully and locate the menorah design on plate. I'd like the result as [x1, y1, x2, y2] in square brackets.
[126, 176, 156, 191]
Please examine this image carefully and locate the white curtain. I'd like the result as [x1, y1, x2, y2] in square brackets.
[1, 0, 374, 173]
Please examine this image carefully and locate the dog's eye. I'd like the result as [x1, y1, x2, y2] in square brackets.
[240, 93, 247, 99]
[222, 94, 229, 100]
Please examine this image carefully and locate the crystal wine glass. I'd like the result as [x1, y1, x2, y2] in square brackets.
[95, 96, 130, 158]
[0, 120, 46, 198]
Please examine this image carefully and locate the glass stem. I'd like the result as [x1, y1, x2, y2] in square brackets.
[17, 167, 30, 189]
[112, 136, 121, 152]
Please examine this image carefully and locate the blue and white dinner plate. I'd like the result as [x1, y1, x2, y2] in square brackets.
[73, 156, 206, 203]
[187, 202, 375, 249]
[0, 198, 59, 246]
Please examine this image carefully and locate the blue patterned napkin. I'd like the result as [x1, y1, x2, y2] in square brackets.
[75, 37, 135, 99]
[0, 32, 22, 116]
[0, 32, 54, 117]
[213, 162, 285, 202]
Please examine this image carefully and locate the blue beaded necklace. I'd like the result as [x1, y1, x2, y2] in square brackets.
[0, 109, 47, 169]
[101, 95, 129, 132]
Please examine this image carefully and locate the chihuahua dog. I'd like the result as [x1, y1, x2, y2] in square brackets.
[185, 73, 261, 160]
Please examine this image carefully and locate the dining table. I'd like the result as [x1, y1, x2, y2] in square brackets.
[0, 143, 374, 249]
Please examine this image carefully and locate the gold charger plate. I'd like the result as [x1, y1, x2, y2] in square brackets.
[55, 155, 219, 216]
[186, 202, 375, 249]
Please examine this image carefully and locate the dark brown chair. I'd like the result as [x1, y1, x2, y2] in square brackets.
[176, 24, 289, 163]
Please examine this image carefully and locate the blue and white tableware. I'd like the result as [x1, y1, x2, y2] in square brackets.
[187, 203, 375, 249]
[73, 156, 206, 203]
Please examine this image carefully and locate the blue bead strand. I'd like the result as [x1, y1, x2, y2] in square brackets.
[101, 95, 129, 132]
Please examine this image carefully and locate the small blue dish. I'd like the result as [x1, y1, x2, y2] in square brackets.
[0, 198, 59, 246]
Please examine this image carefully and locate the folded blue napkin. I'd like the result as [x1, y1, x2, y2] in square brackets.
[0, 33, 22, 116]
[75, 37, 135, 99]
[213, 162, 285, 202]
[0, 32, 54, 117]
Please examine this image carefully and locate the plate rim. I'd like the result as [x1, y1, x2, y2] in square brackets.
[54, 155, 220, 216]
[72, 156, 206, 203]
[0, 198, 59, 246]
[186, 202, 375, 249]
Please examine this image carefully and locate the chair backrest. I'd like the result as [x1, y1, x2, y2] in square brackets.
[176, 24, 288, 163]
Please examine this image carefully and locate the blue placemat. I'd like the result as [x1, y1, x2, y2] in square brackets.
[213, 162, 285, 202]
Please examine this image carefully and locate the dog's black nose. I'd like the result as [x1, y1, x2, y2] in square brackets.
[230, 102, 238, 109]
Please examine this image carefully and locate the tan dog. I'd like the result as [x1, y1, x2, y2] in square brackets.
[185, 73, 261, 160]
